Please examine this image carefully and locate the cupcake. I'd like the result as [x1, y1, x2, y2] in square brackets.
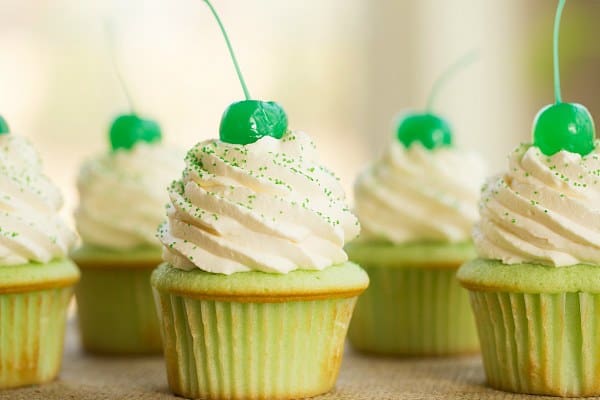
[457, 2, 600, 395]
[0, 122, 78, 388]
[458, 136, 600, 396]
[72, 114, 182, 354]
[152, 5, 368, 398]
[153, 125, 368, 399]
[347, 112, 486, 356]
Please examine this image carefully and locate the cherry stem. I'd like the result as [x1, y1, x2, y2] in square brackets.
[202, 0, 251, 101]
[426, 49, 479, 113]
[104, 21, 136, 113]
[553, 0, 566, 104]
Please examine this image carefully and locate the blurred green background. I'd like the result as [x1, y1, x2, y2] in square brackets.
[0, 0, 599, 220]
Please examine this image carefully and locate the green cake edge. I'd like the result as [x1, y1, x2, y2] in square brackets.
[71, 245, 162, 267]
[0, 259, 80, 292]
[458, 258, 600, 293]
[151, 261, 369, 302]
[345, 241, 476, 268]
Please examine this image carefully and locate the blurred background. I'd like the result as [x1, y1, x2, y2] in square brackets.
[0, 0, 599, 221]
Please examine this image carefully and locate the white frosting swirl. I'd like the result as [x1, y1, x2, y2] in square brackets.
[75, 142, 183, 250]
[158, 131, 360, 275]
[354, 141, 485, 244]
[0, 134, 76, 266]
[475, 143, 600, 267]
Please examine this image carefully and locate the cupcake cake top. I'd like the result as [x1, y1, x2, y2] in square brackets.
[158, 132, 359, 274]
[0, 131, 76, 266]
[355, 138, 485, 244]
[75, 115, 183, 250]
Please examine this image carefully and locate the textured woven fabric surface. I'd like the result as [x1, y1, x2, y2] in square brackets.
[0, 322, 595, 400]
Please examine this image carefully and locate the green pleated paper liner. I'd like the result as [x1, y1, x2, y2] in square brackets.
[76, 266, 161, 354]
[348, 265, 479, 356]
[470, 291, 600, 397]
[0, 287, 73, 389]
[154, 292, 358, 400]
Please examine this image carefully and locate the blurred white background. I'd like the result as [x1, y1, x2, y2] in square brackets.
[0, 0, 599, 222]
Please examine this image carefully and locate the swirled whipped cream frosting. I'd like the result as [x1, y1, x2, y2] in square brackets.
[158, 131, 360, 274]
[75, 143, 183, 250]
[354, 141, 486, 244]
[0, 134, 76, 266]
[475, 142, 600, 267]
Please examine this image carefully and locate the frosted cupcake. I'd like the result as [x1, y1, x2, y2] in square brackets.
[347, 112, 486, 356]
[153, 126, 368, 399]
[459, 138, 600, 396]
[152, 5, 368, 398]
[458, 1, 600, 395]
[0, 122, 78, 388]
[72, 114, 182, 354]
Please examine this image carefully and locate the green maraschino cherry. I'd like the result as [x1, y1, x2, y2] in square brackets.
[0, 116, 10, 134]
[533, 103, 594, 156]
[396, 113, 452, 150]
[395, 50, 477, 150]
[219, 100, 287, 145]
[532, 0, 596, 156]
[104, 21, 163, 152]
[203, 0, 288, 145]
[109, 114, 162, 151]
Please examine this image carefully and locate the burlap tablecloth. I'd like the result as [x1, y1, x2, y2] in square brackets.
[0, 322, 596, 400]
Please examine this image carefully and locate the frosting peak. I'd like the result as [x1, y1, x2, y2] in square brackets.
[0, 134, 75, 266]
[158, 131, 359, 274]
[354, 141, 485, 244]
[475, 143, 600, 267]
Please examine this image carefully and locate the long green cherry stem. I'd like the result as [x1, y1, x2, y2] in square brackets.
[104, 21, 137, 113]
[425, 49, 478, 113]
[553, 0, 566, 104]
[202, 0, 251, 100]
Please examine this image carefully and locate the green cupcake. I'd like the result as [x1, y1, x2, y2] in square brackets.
[457, 1, 600, 393]
[72, 115, 183, 354]
[347, 123, 486, 356]
[0, 130, 78, 388]
[152, 127, 368, 399]
[458, 140, 600, 396]
[151, 4, 368, 398]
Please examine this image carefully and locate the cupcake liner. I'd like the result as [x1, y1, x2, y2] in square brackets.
[0, 287, 73, 389]
[348, 265, 478, 355]
[469, 290, 600, 397]
[154, 291, 358, 400]
[76, 266, 161, 354]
